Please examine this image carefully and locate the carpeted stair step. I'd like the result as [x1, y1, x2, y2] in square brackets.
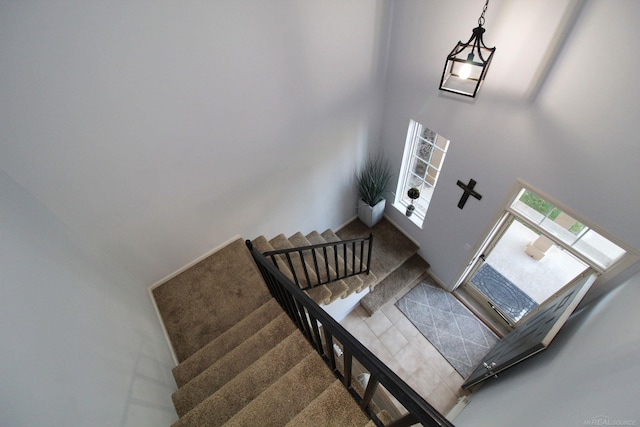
[306, 230, 365, 298]
[288, 232, 349, 303]
[269, 234, 333, 305]
[360, 253, 429, 316]
[172, 331, 313, 426]
[253, 236, 332, 305]
[335, 218, 418, 288]
[250, 235, 276, 253]
[172, 298, 282, 387]
[321, 229, 377, 291]
[284, 379, 370, 427]
[152, 238, 271, 362]
[172, 312, 296, 416]
[365, 410, 394, 427]
[153, 221, 430, 427]
[223, 351, 339, 427]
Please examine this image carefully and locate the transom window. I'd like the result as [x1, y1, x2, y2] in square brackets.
[394, 120, 450, 226]
[509, 189, 627, 270]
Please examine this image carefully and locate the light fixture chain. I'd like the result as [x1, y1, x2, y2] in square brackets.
[478, 0, 489, 27]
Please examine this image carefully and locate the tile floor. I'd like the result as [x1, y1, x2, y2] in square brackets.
[339, 280, 470, 416]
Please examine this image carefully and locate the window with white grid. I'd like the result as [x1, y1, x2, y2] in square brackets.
[395, 120, 450, 225]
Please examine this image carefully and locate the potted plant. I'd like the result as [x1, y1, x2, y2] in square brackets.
[406, 187, 420, 217]
[356, 155, 392, 228]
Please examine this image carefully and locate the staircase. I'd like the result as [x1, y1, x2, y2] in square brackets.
[251, 228, 375, 307]
[170, 300, 381, 426]
[153, 218, 449, 426]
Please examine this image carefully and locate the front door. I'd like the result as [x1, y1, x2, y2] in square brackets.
[462, 214, 589, 329]
[457, 183, 636, 386]
[462, 272, 596, 388]
[459, 187, 627, 331]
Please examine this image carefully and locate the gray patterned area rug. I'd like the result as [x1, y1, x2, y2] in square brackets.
[396, 277, 498, 378]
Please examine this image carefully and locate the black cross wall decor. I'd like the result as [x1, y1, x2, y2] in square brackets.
[456, 179, 482, 209]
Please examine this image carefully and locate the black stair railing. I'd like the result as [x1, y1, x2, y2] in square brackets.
[246, 240, 455, 427]
[260, 233, 373, 291]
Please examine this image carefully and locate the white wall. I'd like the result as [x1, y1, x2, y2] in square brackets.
[3, 0, 639, 424]
[379, 2, 640, 422]
[0, 1, 390, 425]
[454, 274, 640, 426]
[0, 172, 177, 426]
[380, 0, 640, 291]
[0, 0, 390, 286]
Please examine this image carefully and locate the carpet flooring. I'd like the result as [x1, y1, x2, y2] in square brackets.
[152, 238, 271, 362]
[396, 277, 498, 379]
[470, 263, 538, 323]
[335, 217, 419, 285]
[157, 225, 409, 425]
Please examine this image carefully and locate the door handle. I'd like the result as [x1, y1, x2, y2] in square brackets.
[483, 362, 498, 378]
[491, 304, 513, 327]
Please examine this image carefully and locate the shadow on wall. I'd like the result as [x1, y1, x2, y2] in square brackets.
[120, 336, 178, 426]
[454, 276, 640, 427]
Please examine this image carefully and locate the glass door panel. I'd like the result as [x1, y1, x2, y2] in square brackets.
[465, 216, 589, 326]
[509, 190, 626, 270]
[460, 185, 636, 333]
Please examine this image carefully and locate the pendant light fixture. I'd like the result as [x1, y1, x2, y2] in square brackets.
[439, 0, 496, 98]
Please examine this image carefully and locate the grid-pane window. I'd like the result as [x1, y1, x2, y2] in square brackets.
[395, 120, 450, 223]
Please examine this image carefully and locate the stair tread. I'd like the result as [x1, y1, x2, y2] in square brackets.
[306, 231, 365, 298]
[158, 222, 434, 427]
[288, 232, 330, 283]
[252, 235, 295, 282]
[360, 253, 429, 316]
[173, 298, 282, 387]
[365, 410, 394, 427]
[224, 352, 337, 427]
[172, 331, 313, 427]
[335, 218, 417, 286]
[289, 232, 349, 304]
[269, 234, 332, 305]
[284, 380, 369, 427]
[172, 312, 296, 417]
[269, 234, 317, 288]
[321, 229, 377, 291]
[305, 231, 364, 299]
[378, 409, 394, 425]
[251, 235, 275, 253]
[152, 238, 271, 362]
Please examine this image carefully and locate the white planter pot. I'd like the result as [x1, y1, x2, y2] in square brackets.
[358, 199, 386, 228]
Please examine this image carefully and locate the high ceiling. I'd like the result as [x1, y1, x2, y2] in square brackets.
[426, 0, 585, 101]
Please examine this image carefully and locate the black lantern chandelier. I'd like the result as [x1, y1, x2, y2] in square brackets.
[439, 0, 496, 98]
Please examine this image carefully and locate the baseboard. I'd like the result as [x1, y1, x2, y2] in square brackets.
[148, 234, 243, 366]
[148, 234, 243, 291]
[148, 286, 179, 365]
[446, 395, 472, 422]
[381, 214, 420, 247]
[335, 215, 358, 233]
[336, 214, 421, 248]
[425, 269, 451, 291]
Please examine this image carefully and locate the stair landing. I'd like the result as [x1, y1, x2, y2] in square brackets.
[336, 217, 420, 286]
[152, 217, 433, 425]
[152, 238, 270, 362]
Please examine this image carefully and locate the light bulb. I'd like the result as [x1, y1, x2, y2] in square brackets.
[459, 63, 472, 80]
